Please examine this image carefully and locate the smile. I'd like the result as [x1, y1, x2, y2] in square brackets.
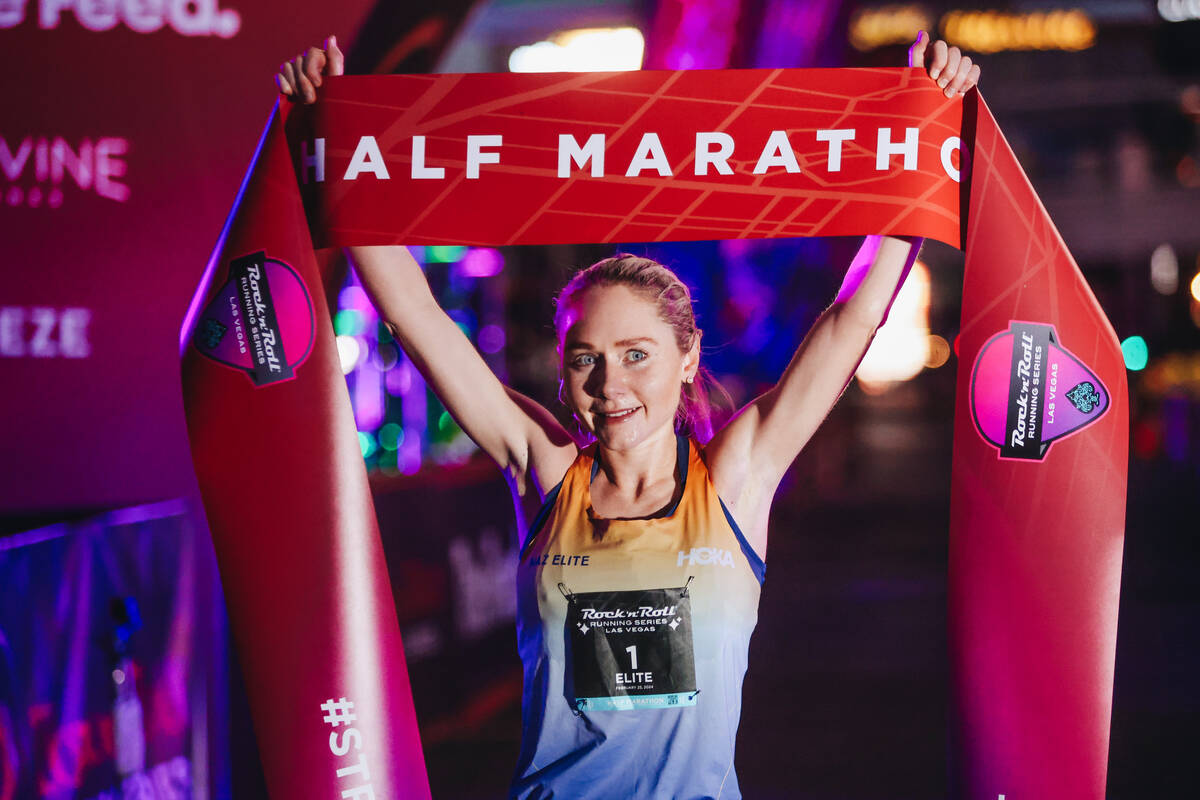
[596, 407, 639, 421]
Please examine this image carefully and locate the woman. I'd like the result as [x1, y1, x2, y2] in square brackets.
[278, 31, 979, 800]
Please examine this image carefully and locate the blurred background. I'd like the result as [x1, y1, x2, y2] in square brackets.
[1, 1, 1198, 797]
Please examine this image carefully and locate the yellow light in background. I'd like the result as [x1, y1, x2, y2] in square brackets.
[925, 334, 951, 368]
[849, 4, 933, 52]
[856, 261, 932, 390]
[1191, 255, 1200, 329]
[509, 27, 645, 73]
[940, 9, 1095, 54]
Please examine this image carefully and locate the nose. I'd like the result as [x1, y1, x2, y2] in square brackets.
[583, 359, 625, 400]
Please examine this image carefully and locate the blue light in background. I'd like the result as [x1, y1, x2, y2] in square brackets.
[1121, 335, 1149, 371]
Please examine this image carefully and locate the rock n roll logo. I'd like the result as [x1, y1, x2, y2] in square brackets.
[193, 251, 315, 387]
[969, 320, 1109, 462]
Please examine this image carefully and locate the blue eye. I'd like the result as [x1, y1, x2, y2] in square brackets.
[572, 353, 597, 367]
[627, 350, 647, 362]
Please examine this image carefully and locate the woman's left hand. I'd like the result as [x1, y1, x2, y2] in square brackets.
[908, 31, 979, 98]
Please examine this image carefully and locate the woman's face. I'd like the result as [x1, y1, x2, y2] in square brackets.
[558, 284, 698, 452]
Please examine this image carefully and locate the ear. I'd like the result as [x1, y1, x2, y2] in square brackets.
[683, 332, 701, 382]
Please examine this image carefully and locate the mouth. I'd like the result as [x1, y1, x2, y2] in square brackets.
[593, 406, 640, 423]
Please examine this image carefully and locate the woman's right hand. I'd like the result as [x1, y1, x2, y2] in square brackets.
[276, 35, 343, 103]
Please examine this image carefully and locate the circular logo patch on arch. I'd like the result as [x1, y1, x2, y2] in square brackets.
[192, 251, 315, 386]
[970, 320, 1109, 462]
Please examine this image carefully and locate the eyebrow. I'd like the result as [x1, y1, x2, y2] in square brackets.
[563, 336, 658, 351]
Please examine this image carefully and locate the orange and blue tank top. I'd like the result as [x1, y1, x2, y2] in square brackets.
[512, 434, 766, 799]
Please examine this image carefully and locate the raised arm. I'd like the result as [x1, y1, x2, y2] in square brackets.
[278, 38, 576, 497]
[350, 246, 576, 495]
[705, 237, 921, 537]
[706, 32, 979, 552]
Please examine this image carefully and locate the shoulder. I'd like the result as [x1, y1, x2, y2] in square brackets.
[697, 433, 774, 556]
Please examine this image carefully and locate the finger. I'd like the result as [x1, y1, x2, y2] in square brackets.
[929, 39, 948, 81]
[304, 46, 326, 87]
[275, 71, 294, 96]
[281, 61, 300, 98]
[293, 54, 315, 102]
[908, 30, 928, 69]
[946, 55, 973, 97]
[939, 47, 962, 89]
[963, 63, 981, 94]
[326, 34, 345, 76]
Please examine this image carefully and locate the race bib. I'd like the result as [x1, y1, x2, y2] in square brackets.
[563, 582, 698, 711]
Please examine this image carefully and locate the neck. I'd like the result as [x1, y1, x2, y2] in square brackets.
[595, 428, 679, 498]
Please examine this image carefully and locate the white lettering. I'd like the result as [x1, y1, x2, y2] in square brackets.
[0, 137, 32, 181]
[32, 0, 241, 37]
[35, 137, 48, 181]
[448, 530, 517, 638]
[466, 134, 502, 179]
[329, 728, 361, 757]
[625, 133, 671, 177]
[76, 0, 118, 30]
[40, 0, 74, 28]
[752, 130, 800, 174]
[410, 135, 444, 180]
[125, 0, 165, 33]
[94, 137, 129, 201]
[302, 137, 325, 184]
[0, 135, 128, 204]
[170, 0, 240, 38]
[0, 0, 24, 27]
[1047, 362, 1058, 423]
[876, 127, 919, 171]
[51, 137, 92, 189]
[941, 136, 963, 182]
[30, 307, 57, 357]
[816, 129, 856, 172]
[676, 547, 736, 568]
[59, 308, 90, 357]
[694, 132, 734, 176]
[0, 306, 91, 358]
[0, 307, 25, 356]
[344, 136, 390, 180]
[558, 133, 605, 177]
[335, 752, 371, 781]
[615, 671, 654, 685]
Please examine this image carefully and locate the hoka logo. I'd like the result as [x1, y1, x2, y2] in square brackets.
[677, 547, 735, 568]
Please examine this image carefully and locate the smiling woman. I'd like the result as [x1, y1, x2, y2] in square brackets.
[275, 29, 980, 800]
[556, 255, 710, 443]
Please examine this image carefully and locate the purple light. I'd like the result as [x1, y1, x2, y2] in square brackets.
[352, 345, 384, 432]
[457, 248, 504, 278]
[399, 363, 427, 474]
[478, 324, 506, 354]
[752, 0, 843, 69]
[386, 360, 413, 396]
[645, 0, 740, 70]
[338, 285, 371, 312]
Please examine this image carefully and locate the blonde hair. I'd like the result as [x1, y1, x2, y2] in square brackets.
[555, 254, 722, 442]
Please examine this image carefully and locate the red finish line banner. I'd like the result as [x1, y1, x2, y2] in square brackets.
[286, 68, 964, 247]
[182, 68, 1126, 800]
